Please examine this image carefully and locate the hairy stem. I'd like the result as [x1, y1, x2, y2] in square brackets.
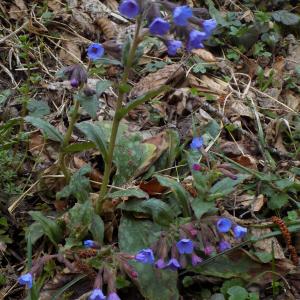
[96, 18, 142, 213]
[58, 99, 80, 183]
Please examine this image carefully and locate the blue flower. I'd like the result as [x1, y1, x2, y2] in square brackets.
[218, 240, 231, 252]
[216, 218, 232, 233]
[188, 30, 206, 50]
[155, 258, 166, 269]
[190, 136, 204, 150]
[18, 273, 33, 289]
[233, 225, 247, 239]
[135, 248, 155, 264]
[107, 292, 121, 300]
[204, 245, 214, 256]
[84, 240, 96, 248]
[191, 253, 203, 266]
[192, 163, 201, 171]
[87, 43, 104, 61]
[202, 19, 217, 36]
[173, 5, 193, 26]
[166, 258, 181, 270]
[89, 288, 106, 300]
[119, 0, 139, 18]
[167, 40, 182, 56]
[149, 18, 170, 36]
[176, 239, 194, 254]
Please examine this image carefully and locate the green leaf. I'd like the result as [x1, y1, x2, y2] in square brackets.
[26, 222, 44, 245]
[29, 211, 63, 246]
[108, 188, 149, 199]
[56, 165, 91, 203]
[76, 122, 108, 162]
[227, 286, 248, 300]
[154, 175, 191, 217]
[191, 197, 216, 219]
[90, 213, 104, 244]
[75, 91, 98, 119]
[118, 85, 170, 119]
[204, 0, 228, 26]
[267, 192, 289, 209]
[25, 116, 63, 143]
[118, 216, 179, 300]
[0, 89, 12, 107]
[254, 251, 272, 263]
[272, 10, 300, 26]
[67, 201, 94, 240]
[27, 99, 50, 117]
[221, 279, 245, 295]
[209, 174, 250, 196]
[96, 80, 112, 95]
[63, 141, 95, 153]
[118, 198, 174, 226]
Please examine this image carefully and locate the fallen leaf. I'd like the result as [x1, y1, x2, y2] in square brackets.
[140, 178, 166, 196]
[232, 154, 258, 170]
[59, 34, 82, 64]
[251, 227, 285, 259]
[130, 64, 185, 98]
[192, 48, 217, 62]
[96, 17, 118, 40]
[237, 194, 265, 212]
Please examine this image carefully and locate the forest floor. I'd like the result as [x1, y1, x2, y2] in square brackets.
[0, 0, 300, 299]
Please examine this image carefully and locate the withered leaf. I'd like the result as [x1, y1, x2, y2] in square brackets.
[130, 64, 185, 98]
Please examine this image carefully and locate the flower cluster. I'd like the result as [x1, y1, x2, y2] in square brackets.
[216, 217, 248, 251]
[134, 238, 205, 270]
[118, 0, 217, 56]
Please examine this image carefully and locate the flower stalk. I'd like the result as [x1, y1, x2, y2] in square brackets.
[96, 17, 143, 213]
[58, 99, 80, 183]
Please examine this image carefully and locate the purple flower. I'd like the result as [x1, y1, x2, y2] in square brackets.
[149, 18, 170, 36]
[218, 240, 231, 252]
[84, 240, 96, 248]
[155, 258, 166, 269]
[173, 5, 193, 26]
[119, 0, 139, 18]
[192, 163, 201, 171]
[87, 43, 104, 61]
[18, 273, 33, 289]
[89, 288, 106, 300]
[188, 30, 206, 50]
[167, 40, 182, 56]
[233, 225, 247, 239]
[216, 218, 232, 233]
[190, 136, 204, 150]
[176, 239, 194, 254]
[191, 253, 203, 266]
[135, 248, 155, 264]
[70, 78, 79, 88]
[204, 245, 214, 256]
[202, 19, 217, 36]
[166, 258, 181, 270]
[107, 292, 121, 300]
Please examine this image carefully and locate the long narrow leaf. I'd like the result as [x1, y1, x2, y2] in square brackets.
[76, 122, 108, 162]
[118, 85, 170, 119]
[25, 116, 64, 143]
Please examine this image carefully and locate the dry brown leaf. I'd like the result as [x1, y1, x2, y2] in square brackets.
[71, 8, 96, 35]
[130, 64, 185, 98]
[134, 131, 169, 177]
[59, 34, 82, 64]
[251, 227, 285, 259]
[140, 178, 166, 196]
[237, 194, 265, 212]
[104, 0, 119, 11]
[192, 48, 217, 62]
[233, 154, 258, 170]
[96, 17, 117, 40]
[284, 90, 300, 111]
[48, 0, 62, 12]
[189, 75, 228, 95]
